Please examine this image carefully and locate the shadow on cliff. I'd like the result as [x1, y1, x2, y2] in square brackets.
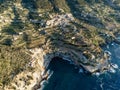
[103, 0, 120, 10]
[48, 0, 60, 12]
[1, 5, 24, 35]
[21, 0, 42, 29]
[65, 0, 105, 28]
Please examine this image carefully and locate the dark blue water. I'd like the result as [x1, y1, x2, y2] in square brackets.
[42, 43, 120, 90]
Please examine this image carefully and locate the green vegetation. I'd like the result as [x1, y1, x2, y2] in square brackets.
[0, 0, 120, 88]
[0, 46, 31, 86]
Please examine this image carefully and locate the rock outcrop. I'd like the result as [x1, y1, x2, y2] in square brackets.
[0, 0, 120, 89]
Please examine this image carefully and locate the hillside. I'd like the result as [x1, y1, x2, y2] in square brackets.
[0, 0, 120, 89]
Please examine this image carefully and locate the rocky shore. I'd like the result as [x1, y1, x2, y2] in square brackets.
[0, 0, 120, 90]
[4, 46, 111, 90]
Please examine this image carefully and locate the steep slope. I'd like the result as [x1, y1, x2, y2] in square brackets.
[0, 0, 120, 89]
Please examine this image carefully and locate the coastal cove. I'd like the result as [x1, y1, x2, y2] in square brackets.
[1, 0, 120, 89]
[40, 42, 120, 90]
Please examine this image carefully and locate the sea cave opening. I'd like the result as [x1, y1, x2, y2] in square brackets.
[42, 56, 101, 90]
[46, 56, 78, 72]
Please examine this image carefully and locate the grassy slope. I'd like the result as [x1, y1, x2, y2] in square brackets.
[0, 0, 120, 87]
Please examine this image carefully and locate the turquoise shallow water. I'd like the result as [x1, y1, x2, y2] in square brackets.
[42, 43, 120, 90]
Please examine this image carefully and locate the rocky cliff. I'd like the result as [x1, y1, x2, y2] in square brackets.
[0, 0, 120, 89]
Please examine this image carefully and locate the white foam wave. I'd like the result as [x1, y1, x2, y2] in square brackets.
[111, 64, 119, 69]
[40, 80, 48, 86]
[104, 50, 112, 56]
[95, 72, 100, 76]
[47, 71, 54, 80]
[109, 67, 116, 73]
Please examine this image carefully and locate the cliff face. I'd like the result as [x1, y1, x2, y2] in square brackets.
[0, 0, 120, 89]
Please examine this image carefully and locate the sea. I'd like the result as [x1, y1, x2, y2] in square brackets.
[40, 42, 120, 90]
